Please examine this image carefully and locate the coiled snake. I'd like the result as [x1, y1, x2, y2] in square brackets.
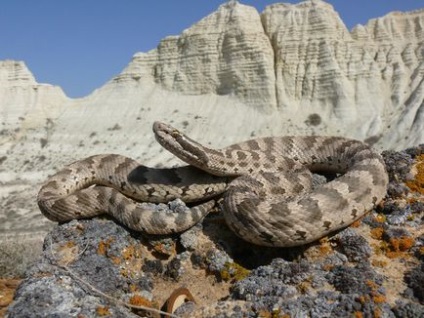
[38, 122, 388, 247]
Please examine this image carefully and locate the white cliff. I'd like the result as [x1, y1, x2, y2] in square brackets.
[0, 0, 423, 235]
[120, 0, 277, 111]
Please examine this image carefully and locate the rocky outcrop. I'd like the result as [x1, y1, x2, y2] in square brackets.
[0, 60, 68, 157]
[6, 145, 424, 317]
[119, 0, 277, 111]
[0, 60, 36, 85]
[115, 0, 424, 144]
[0, 0, 423, 255]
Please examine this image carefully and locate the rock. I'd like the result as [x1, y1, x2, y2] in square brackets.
[230, 258, 397, 317]
[120, 0, 277, 111]
[334, 228, 372, 262]
[0, 60, 36, 85]
[6, 219, 154, 318]
[6, 142, 424, 317]
[405, 263, 424, 303]
[392, 302, 424, 318]
[382, 149, 416, 197]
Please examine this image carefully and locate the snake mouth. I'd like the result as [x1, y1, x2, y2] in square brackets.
[153, 121, 209, 167]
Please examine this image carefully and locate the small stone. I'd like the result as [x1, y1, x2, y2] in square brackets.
[142, 259, 164, 276]
[205, 249, 233, 273]
[165, 257, 183, 281]
[405, 263, 424, 303]
[180, 224, 202, 250]
[336, 228, 372, 262]
[392, 302, 424, 318]
[173, 301, 196, 316]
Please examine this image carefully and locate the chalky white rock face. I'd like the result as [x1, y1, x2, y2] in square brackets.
[121, 1, 277, 111]
[0, 0, 423, 235]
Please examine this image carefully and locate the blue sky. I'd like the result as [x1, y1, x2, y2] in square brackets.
[1, 1, 422, 98]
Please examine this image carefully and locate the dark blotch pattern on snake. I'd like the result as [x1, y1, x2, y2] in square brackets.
[38, 122, 388, 247]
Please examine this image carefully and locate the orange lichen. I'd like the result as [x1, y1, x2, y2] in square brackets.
[318, 238, 333, 256]
[122, 245, 143, 260]
[357, 295, 368, 305]
[351, 219, 362, 228]
[128, 295, 161, 317]
[355, 287, 385, 317]
[110, 256, 121, 265]
[151, 241, 176, 256]
[118, 245, 144, 279]
[366, 280, 387, 305]
[384, 251, 405, 259]
[383, 236, 415, 258]
[354, 312, 364, 318]
[366, 280, 379, 291]
[95, 306, 110, 316]
[389, 237, 415, 252]
[371, 226, 415, 259]
[97, 241, 108, 256]
[370, 227, 384, 240]
[372, 294, 386, 304]
[0, 278, 21, 317]
[97, 238, 114, 256]
[129, 295, 154, 307]
[373, 307, 382, 318]
[386, 253, 411, 260]
[97, 240, 144, 272]
[405, 154, 424, 194]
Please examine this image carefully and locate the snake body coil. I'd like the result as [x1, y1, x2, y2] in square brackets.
[38, 122, 388, 247]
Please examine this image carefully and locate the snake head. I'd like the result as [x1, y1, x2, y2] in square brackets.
[153, 121, 179, 138]
[153, 121, 209, 167]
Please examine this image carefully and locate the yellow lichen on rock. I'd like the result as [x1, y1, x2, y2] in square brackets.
[406, 154, 424, 194]
[220, 262, 250, 282]
[95, 306, 110, 316]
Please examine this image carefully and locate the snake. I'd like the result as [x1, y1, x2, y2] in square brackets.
[38, 122, 388, 247]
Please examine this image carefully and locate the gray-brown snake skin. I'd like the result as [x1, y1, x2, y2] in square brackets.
[38, 122, 388, 247]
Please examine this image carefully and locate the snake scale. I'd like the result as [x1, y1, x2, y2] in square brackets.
[38, 122, 388, 247]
